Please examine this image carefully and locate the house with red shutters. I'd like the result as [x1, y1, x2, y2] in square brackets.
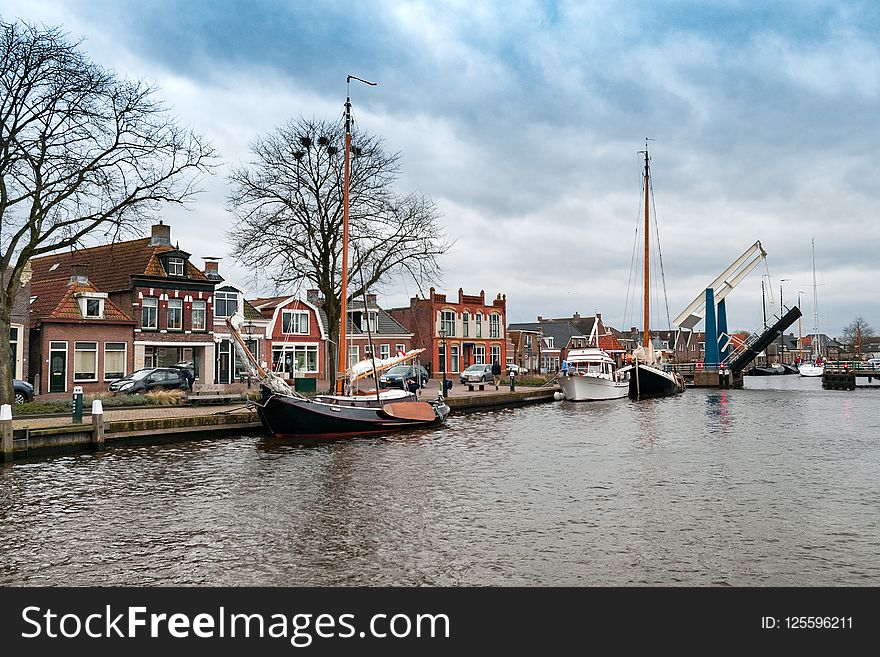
[28, 222, 219, 396]
[388, 287, 507, 378]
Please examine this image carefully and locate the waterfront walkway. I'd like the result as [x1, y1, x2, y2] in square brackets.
[11, 379, 560, 431]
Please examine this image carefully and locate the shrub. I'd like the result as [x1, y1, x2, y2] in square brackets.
[144, 389, 187, 406]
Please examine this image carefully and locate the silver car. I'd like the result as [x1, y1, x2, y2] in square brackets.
[459, 363, 494, 385]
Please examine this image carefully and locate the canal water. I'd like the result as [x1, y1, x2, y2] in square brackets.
[1, 376, 878, 586]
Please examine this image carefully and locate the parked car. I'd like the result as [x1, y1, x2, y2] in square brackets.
[460, 363, 494, 385]
[13, 379, 34, 404]
[867, 358, 880, 369]
[379, 364, 429, 389]
[506, 363, 528, 375]
[107, 367, 191, 395]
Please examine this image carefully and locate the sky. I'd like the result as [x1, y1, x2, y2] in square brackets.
[3, 0, 878, 339]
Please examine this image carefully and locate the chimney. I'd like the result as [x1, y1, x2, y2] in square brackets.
[573, 312, 580, 320]
[202, 258, 223, 281]
[69, 262, 89, 285]
[306, 289, 320, 305]
[149, 221, 172, 246]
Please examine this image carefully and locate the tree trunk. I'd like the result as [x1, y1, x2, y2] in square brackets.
[0, 306, 14, 406]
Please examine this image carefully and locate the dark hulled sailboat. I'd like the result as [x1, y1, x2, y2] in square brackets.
[624, 145, 686, 400]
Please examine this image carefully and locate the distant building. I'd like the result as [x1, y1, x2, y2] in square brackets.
[389, 287, 507, 377]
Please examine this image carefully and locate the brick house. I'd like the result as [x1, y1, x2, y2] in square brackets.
[28, 222, 218, 396]
[389, 287, 507, 378]
[250, 293, 328, 380]
[251, 289, 414, 381]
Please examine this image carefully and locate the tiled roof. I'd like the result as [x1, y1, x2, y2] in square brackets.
[29, 235, 212, 322]
[37, 281, 133, 323]
[30, 237, 210, 294]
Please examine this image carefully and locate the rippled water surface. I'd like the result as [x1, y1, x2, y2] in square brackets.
[2, 376, 878, 586]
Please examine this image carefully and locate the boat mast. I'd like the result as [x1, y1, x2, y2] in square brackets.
[640, 145, 651, 347]
[811, 237, 820, 357]
[336, 75, 376, 394]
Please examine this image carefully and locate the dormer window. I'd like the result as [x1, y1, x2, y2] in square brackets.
[85, 299, 102, 318]
[168, 257, 185, 276]
[75, 292, 107, 319]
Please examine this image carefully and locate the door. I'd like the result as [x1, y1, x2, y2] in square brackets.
[217, 341, 231, 383]
[49, 347, 67, 393]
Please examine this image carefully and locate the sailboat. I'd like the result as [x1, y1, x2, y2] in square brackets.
[227, 76, 450, 438]
[622, 144, 686, 400]
[799, 238, 824, 377]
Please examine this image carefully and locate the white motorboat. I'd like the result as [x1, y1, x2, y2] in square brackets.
[559, 348, 629, 401]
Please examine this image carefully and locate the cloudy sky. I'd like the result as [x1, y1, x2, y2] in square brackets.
[4, 1, 878, 338]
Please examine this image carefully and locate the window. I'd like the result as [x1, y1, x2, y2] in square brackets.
[215, 290, 238, 318]
[450, 345, 460, 373]
[144, 346, 156, 369]
[84, 298, 102, 318]
[349, 345, 359, 367]
[104, 343, 127, 380]
[546, 337, 554, 349]
[142, 297, 158, 329]
[167, 298, 183, 330]
[441, 310, 456, 337]
[489, 314, 501, 338]
[525, 334, 532, 348]
[74, 342, 98, 381]
[271, 344, 319, 375]
[475, 313, 483, 338]
[282, 310, 309, 335]
[473, 345, 485, 364]
[395, 344, 406, 356]
[167, 257, 185, 276]
[438, 343, 446, 373]
[191, 300, 206, 331]
[380, 344, 390, 359]
[490, 345, 501, 366]
[462, 312, 469, 338]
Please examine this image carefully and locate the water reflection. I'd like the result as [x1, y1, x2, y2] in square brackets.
[1, 382, 879, 586]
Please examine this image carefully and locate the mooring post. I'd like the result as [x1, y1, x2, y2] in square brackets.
[91, 399, 105, 450]
[1, 404, 13, 463]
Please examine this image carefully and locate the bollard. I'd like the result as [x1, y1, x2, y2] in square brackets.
[91, 399, 105, 450]
[509, 372, 515, 392]
[72, 386, 84, 424]
[1, 404, 12, 463]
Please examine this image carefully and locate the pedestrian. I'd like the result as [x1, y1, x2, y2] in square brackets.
[491, 359, 502, 390]
[406, 375, 420, 398]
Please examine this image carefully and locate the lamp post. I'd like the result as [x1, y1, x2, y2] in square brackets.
[438, 327, 448, 397]
[779, 279, 790, 364]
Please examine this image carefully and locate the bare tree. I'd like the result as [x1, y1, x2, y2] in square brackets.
[0, 20, 216, 405]
[227, 116, 450, 390]
[840, 317, 875, 359]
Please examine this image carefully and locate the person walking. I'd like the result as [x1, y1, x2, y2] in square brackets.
[491, 359, 502, 391]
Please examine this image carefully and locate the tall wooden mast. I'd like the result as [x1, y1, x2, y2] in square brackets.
[336, 75, 376, 394]
[641, 146, 651, 348]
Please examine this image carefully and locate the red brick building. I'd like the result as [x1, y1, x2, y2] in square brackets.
[389, 287, 507, 378]
[251, 290, 415, 380]
[28, 222, 218, 396]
